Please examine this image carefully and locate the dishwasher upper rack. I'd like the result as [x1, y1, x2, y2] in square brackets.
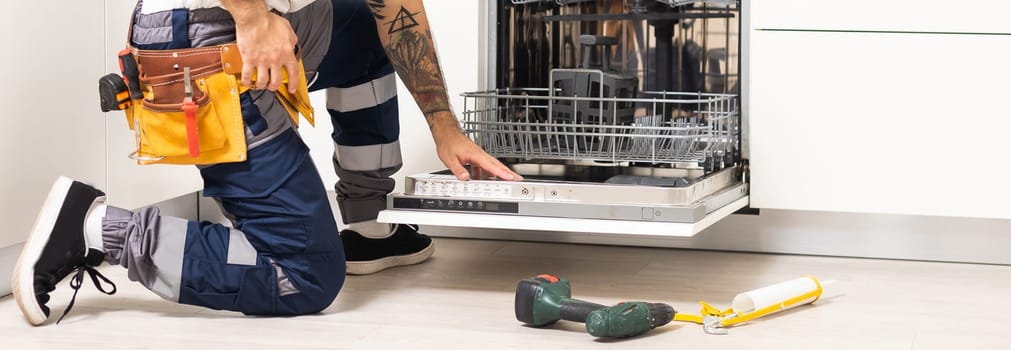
[461, 88, 739, 169]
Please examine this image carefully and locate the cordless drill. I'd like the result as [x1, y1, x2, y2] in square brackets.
[515, 274, 677, 338]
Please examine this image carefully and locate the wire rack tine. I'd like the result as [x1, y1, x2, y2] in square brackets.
[460, 89, 738, 168]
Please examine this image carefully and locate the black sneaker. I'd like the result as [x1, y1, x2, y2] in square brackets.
[13, 177, 116, 326]
[340, 224, 435, 275]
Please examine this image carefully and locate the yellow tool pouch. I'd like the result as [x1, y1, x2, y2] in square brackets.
[120, 43, 314, 165]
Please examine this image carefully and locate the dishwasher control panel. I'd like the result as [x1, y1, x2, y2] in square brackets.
[412, 179, 514, 199]
[392, 197, 519, 213]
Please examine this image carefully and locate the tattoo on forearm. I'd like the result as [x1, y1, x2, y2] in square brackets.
[387, 6, 420, 35]
[385, 15, 451, 117]
[368, 0, 386, 20]
[373, 2, 452, 121]
[387, 29, 435, 87]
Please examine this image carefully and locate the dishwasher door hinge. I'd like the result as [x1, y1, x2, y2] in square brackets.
[735, 159, 759, 216]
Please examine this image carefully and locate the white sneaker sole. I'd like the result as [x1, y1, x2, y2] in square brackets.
[345, 241, 435, 275]
[13, 176, 75, 326]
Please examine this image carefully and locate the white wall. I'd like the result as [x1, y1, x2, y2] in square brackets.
[0, 3, 108, 248]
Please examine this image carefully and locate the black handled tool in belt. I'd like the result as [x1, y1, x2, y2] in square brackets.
[117, 48, 144, 100]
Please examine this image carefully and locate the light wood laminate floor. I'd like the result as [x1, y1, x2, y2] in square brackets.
[1, 237, 1009, 349]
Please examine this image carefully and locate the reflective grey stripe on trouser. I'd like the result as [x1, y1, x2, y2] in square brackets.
[328, 73, 403, 224]
[102, 206, 188, 301]
[325, 72, 398, 114]
[333, 143, 403, 224]
[100, 206, 292, 302]
[210, 199, 299, 296]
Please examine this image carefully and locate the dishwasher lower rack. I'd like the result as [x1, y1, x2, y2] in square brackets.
[461, 88, 739, 170]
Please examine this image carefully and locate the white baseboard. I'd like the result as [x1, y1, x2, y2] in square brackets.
[425, 208, 1011, 265]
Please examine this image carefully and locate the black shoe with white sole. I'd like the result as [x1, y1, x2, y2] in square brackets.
[340, 224, 435, 275]
[13, 177, 116, 326]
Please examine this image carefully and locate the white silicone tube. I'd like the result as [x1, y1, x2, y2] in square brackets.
[731, 276, 821, 314]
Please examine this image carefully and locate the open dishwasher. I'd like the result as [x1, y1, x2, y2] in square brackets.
[379, 0, 747, 236]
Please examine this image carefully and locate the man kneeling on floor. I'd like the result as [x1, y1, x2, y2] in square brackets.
[13, 0, 520, 326]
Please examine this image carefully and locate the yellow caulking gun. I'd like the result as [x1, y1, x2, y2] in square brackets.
[673, 276, 829, 335]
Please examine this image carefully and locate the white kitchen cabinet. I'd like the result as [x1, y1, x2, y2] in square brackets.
[1, 0, 203, 250]
[752, 0, 1011, 34]
[0, 3, 107, 248]
[748, 29, 1011, 219]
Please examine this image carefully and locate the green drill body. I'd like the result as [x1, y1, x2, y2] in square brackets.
[515, 275, 676, 338]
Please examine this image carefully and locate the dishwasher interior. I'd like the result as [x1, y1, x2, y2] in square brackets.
[381, 0, 747, 236]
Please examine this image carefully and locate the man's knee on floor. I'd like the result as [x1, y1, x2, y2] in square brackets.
[277, 288, 340, 315]
[194, 259, 339, 316]
[268, 260, 346, 315]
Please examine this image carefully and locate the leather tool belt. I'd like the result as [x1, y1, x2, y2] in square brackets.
[118, 43, 315, 165]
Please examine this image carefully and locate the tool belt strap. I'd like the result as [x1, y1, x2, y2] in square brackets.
[130, 43, 315, 126]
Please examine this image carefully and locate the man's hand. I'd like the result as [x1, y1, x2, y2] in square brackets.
[429, 111, 520, 181]
[222, 0, 300, 93]
[432, 125, 522, 182]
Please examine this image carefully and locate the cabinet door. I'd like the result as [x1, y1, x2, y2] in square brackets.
[104, 1, 202, 210]
[0, 3, 107, 248]
[752, 0, 1011, 34]
[749, 30, 1011, 219]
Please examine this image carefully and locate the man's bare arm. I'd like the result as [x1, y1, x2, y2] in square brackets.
[220, 0, 299, 92]
[368, 0, 452, 127]
[368, 0, 520, 181]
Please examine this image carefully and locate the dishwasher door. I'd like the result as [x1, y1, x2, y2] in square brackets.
[379, 198, 748, 236]
[379, 166, 748, 237]
[380, 0, 747, 237]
